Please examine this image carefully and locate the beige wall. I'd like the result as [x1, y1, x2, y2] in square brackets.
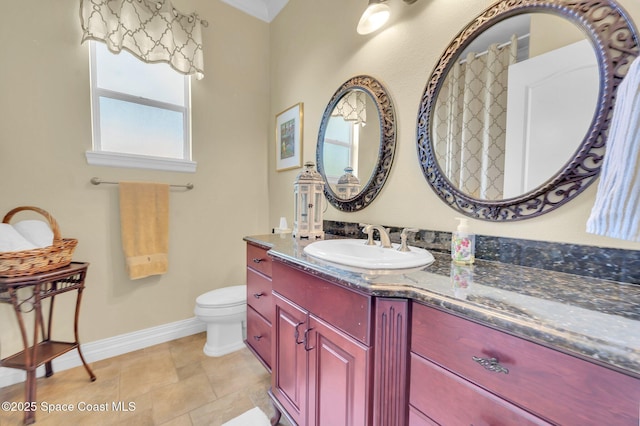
[268, 0, 640, 252]
[0, 0, 270, 355]
[529, 13, 587, 57]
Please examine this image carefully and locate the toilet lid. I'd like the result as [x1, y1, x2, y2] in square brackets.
[196, 285, 247, 308]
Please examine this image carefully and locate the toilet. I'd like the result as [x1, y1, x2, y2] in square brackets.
[194, 285, 247, 357]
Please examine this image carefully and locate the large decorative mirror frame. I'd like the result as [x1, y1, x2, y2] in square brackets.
[417, 0, 639, 221]
[317, 75, 396, 211]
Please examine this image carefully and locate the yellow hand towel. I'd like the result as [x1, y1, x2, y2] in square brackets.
[119, 182, 170, 279]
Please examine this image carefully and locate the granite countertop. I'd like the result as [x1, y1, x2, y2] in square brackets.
[245, 233, 640, 377]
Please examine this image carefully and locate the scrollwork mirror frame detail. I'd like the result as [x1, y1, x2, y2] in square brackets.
[417, 0, 639, 221]
[318, 75, 396, 212]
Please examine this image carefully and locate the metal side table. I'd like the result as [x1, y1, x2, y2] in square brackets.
[0, 262, 96, 425]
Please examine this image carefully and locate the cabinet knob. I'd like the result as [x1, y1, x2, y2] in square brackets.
[253, 335, 263, 341]
[252, 258, 264, 264]
[472, 356, 509, 374]
[253, 292, 264, 299]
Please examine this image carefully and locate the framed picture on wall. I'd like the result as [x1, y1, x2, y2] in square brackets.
[276, 103, 303, 171]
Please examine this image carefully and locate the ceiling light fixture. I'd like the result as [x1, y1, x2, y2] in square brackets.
[357, 0, 418, 35]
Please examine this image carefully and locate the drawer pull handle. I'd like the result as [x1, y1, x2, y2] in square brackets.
[472, 356, 509, 374]
[294, 322, 305, 345]
[252, 258, 264, 264]
[253, 335, 263, 341]
[253, 292, 264, 299]
[303, 327, 315, 351]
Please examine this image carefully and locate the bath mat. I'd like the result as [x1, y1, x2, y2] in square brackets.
[222, 407, 271, 426]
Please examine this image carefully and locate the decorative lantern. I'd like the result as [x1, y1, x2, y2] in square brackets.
[293, 161, 325, 239]
[336, 166, 361, 199]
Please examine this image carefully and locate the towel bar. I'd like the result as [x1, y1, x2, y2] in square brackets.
[90, 177, 194, 190]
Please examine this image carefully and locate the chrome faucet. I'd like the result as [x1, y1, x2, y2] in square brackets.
[360, 223, 392, 248]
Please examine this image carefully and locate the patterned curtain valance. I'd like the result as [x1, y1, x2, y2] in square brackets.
[80, 0, 206, 79]
[332, 91, 367, 126]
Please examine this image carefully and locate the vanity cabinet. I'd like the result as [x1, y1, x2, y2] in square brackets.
[409, 302, 640, 426]
[244, 235, 640, 426]
[271, 260, 372, 426]
[245, 242, 273, 370]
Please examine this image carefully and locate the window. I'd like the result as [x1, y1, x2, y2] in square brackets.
[323, 116, 360, 184]
[86, 41, 196, 172]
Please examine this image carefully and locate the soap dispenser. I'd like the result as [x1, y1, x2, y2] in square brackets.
[451, 217, 475, 264]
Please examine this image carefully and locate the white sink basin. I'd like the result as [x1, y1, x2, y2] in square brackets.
[304, 239, 435, 274]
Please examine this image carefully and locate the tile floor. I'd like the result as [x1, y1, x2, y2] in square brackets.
[0, 333, 288, 425]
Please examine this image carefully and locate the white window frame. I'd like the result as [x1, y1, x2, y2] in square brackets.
[324, 123, 360, 185]
[85, 41, 196, 173]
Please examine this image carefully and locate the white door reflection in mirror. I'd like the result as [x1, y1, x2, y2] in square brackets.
[503, 39, 599, 198]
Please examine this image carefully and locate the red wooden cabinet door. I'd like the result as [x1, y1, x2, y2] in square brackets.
[272, 293, 308, 426]
[307, 314, 371, 426]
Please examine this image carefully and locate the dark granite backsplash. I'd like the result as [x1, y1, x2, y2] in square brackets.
[323, 220, 640, 284]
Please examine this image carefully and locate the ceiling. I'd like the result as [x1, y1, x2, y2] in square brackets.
[220, 0, 289, 23]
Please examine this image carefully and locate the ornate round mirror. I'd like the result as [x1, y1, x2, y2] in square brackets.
[417, 0, 639, 221]
[317, 75, 396, 211]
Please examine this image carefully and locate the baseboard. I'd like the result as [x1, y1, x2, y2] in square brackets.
[0, 317, 206, 388]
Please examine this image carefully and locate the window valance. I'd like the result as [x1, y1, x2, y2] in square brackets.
[80, 0, 206, 79]
[331, 91, 367, 126]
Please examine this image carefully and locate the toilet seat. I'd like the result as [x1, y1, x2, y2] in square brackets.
[196, 285, 246, 309]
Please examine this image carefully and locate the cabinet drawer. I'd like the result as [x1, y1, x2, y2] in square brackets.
[247, 268, 272, 320]
[410, 353, 548, 426]
[408, 406, 438, 426]
[247, 244, 272, 277]
[246, 306, 271, 369]
[273, 260, 371, 345]
[411, 302, 640, 425]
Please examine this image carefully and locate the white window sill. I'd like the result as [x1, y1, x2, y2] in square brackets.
[86, 151, 196, 173]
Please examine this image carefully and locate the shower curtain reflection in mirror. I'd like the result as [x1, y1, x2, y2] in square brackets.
[434, 35, 518, 200]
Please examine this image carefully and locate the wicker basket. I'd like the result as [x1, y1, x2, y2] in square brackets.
[0, 206, 78, 277]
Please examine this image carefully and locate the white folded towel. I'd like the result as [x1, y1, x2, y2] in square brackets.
[13, 220, 54, 248]
[586, 56, 640, 242]
[0, 223, 37, 252]
[222, 407, 271, 426]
